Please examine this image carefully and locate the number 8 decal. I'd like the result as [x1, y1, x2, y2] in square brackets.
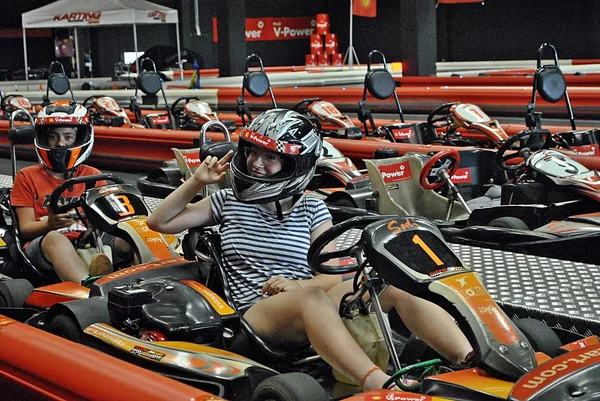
[115, 195, 135, 216]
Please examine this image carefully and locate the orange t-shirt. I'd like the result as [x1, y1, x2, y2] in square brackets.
[11, 164, 104, 239]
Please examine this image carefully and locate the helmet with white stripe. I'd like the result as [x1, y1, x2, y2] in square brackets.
[230, 109, 322, 203]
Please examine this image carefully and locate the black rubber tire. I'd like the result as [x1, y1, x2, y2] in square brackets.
[251, 372, 328, 401]
[488, 216, 529, 230]
[514, 318, 562, 358]
[46, 313, 84, 343]
[0, 279, 34, 307]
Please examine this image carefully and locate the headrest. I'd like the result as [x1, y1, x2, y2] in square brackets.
[244, 71, 269, 98]
[48, 73, 71, 95]
[366, 69, 395, 100]
[536, 66, 566, 103]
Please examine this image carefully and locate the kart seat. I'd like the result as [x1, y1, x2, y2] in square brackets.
[184, 230, 317, 365]
[364, 154, 469, 221]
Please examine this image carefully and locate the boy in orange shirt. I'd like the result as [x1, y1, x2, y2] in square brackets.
[11, 101, 118, 284]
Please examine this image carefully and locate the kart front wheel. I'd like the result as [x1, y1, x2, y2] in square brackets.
[47, 313, 84, 343]
[514, 318, 562, 358]
[0, 279, 34, 307]
[251, 372, 328, 401]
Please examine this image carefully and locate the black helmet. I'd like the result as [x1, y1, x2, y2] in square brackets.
[34, 101, 93, 173]
[230, 109, 322, 203]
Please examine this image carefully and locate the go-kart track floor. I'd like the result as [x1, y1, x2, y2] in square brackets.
[1, 170, 599, 337]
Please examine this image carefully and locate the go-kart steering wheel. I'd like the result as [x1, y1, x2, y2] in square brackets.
[307, 215, 386, 275]
[291, 97, 322, 114]
[426, 102, 461, 132]
[82, 95, 104, 110]
[170, 97, 199, 122]
[49, 173, 125, 215]
[495, 130, 553, 171]
[419, 149, 461, 190]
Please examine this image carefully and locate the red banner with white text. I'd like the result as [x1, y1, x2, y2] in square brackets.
[353, 0, 377, 18]
[213, 17, 316, 42]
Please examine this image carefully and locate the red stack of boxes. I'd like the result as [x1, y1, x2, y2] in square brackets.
[306, 14, 344, 67]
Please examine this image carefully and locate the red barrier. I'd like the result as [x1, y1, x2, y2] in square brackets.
[0, 315, 219, 400]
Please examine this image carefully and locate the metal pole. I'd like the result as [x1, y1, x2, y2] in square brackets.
[22, 28, 29, 91]
[175, 21, 183, 80]
[343, 0, 360, 70]
[74, 28, 81, 79]
[133, 23, 139, 74]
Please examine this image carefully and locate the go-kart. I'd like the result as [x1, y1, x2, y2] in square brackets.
[364, 126, 600, 265]
[308, 215, 600, 401]
[291, 97, 363, 140]
[82, 93, 140, 127]
[170, 96, 237, 132]
[0, 92, 37, 121]
[523, 43, 600, 158]
[356, 50, 509, 148]
[0, 110, 180, 285]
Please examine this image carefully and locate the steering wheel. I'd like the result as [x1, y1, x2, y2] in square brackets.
[82, 95, 103, 110]
[307, 215, 386, 275]
[49, 173, 125, 215]
[419, 149, 461, 190]
[291, 97, 322, 114]
[426, 102, 461, 132]
[171, 96, 199, 122]
[495, 130, 553, 171]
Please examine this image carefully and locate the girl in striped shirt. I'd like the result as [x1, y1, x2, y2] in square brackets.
[149, 109, 472, 391]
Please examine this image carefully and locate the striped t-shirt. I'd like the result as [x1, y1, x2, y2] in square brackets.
[210, 189, 331, 310]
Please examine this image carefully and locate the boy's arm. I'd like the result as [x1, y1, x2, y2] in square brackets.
[15, 207, 76, 242]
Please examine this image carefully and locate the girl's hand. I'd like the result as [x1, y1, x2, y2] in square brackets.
[262, 275, 302, 295]
[192, 150, 234, 185]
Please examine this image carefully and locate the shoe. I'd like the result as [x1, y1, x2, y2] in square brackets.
[89, 253, 113, 277]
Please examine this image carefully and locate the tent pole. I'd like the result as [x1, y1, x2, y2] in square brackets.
[175, 21, 183, 80]
[133, 23, 139, 74]
[22, 28, 29, 91]
[74, 27, 81, 79]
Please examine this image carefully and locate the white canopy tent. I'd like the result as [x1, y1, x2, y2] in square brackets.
[21, 0, 183, 89]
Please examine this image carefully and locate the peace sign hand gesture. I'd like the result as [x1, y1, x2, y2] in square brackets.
[192, 150, 234, 186]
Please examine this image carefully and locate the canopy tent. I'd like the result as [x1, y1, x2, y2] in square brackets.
[21, 0, 183, 89]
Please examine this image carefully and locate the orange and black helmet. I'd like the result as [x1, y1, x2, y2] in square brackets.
[34, 101, 93, 173]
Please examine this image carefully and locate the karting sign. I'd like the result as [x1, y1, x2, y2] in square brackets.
[450, 167, 472, 184]
[214, 17, 316, 42]
[378, 161, 412, 183]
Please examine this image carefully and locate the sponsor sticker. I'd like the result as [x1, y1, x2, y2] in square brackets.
[391, 127, 413, 140]
[378, 161, 412, 183]
[572, 144, 599, 156]
[131, 345, 166, 361]
[450, 167, 472, 184]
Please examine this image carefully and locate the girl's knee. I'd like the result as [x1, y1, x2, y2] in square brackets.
[302, 286, 336, 308]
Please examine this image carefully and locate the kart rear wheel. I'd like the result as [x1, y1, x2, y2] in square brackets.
[251, 372, 328, 401]
[47, 313, 84, 343]
[514, 318, 562, 358]
[0, 279, 34, 307]
[488, 216, 529, 230]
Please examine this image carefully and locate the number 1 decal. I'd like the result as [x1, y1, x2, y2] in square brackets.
[115, 195, 135, 216]
[412, 234, 443, 266]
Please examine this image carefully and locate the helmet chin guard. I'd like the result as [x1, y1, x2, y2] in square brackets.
[230, 109, 322, 203]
